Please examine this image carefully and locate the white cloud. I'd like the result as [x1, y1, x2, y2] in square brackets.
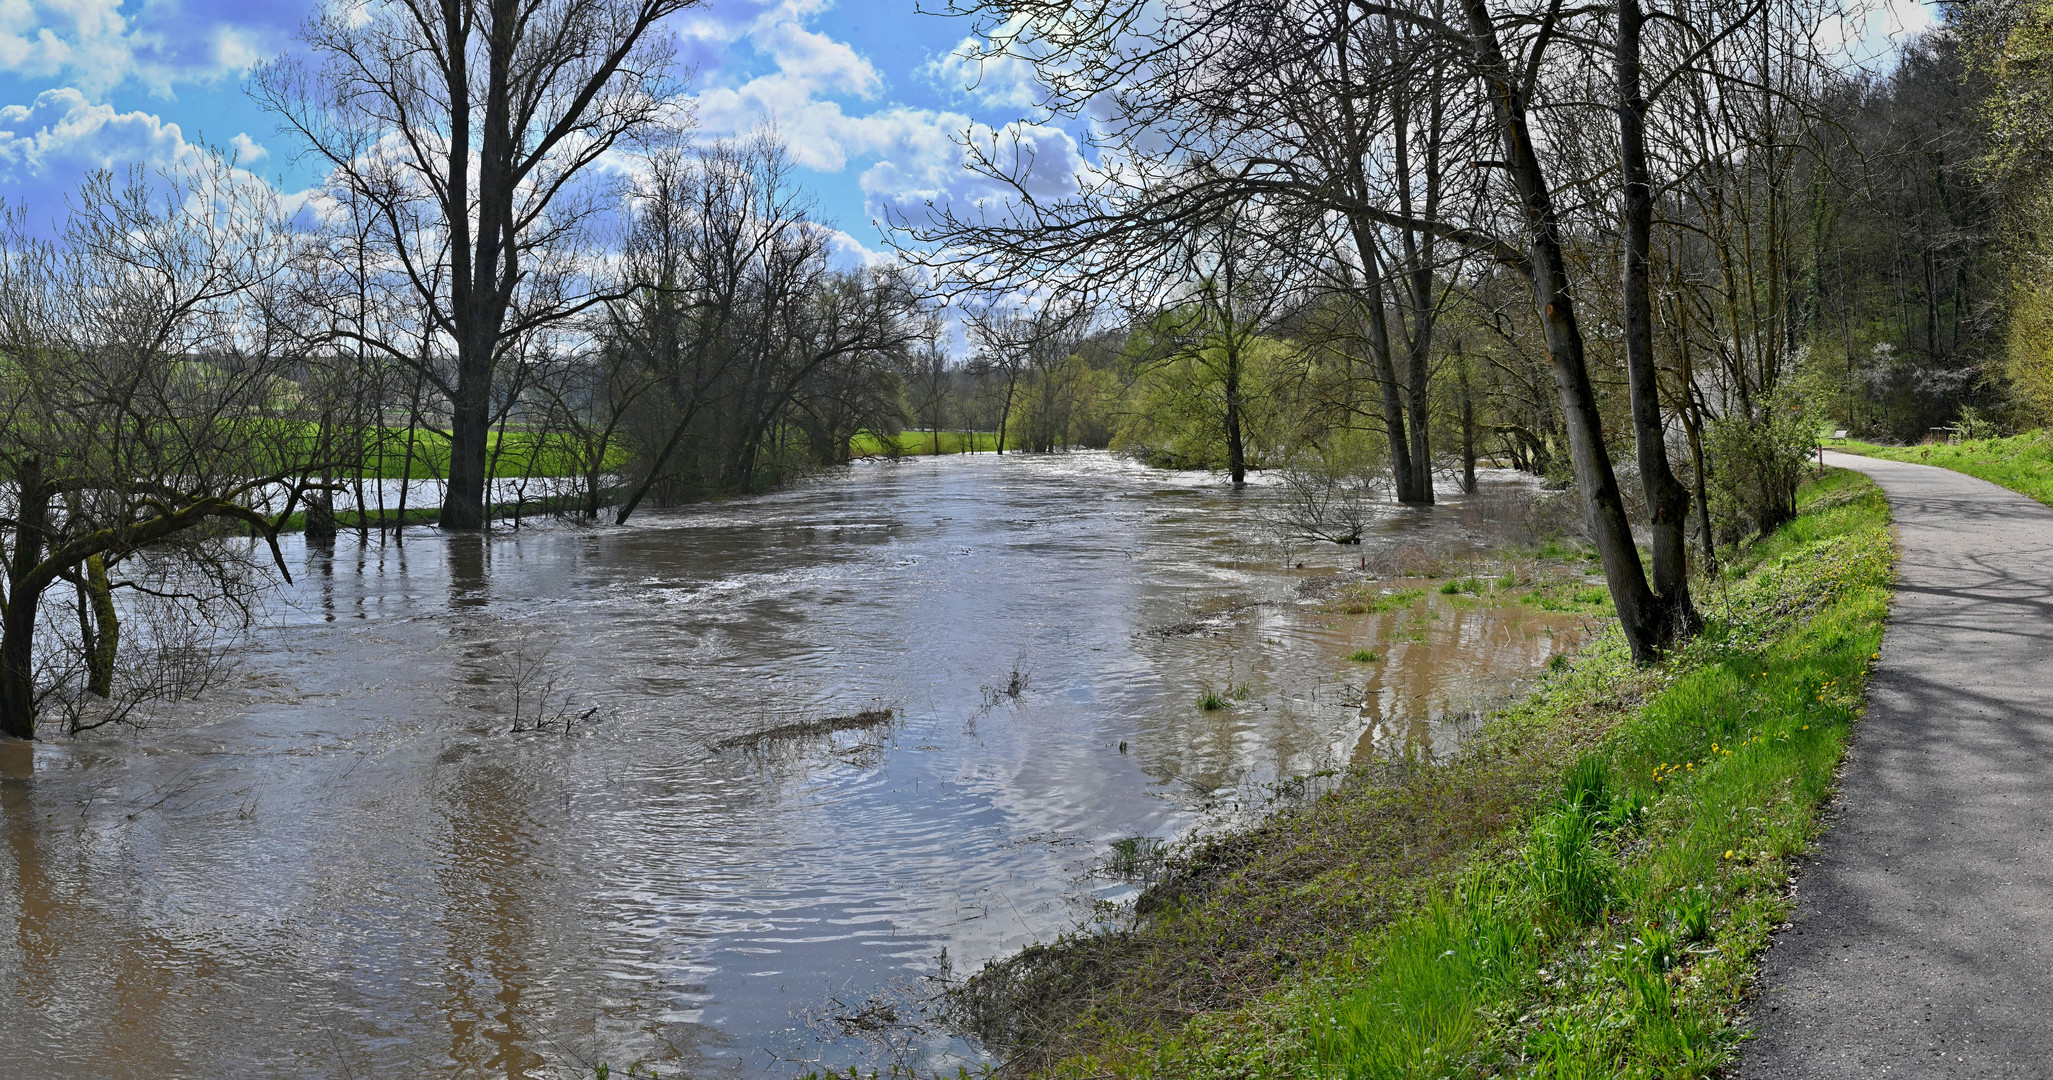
[761, 19, 880, 99]
[687, 0, 894, 171]
[924, 33, 1044, 110]
[824, 224, 889, 268]
[673, 0, 1098, 261]
[0, 0, 291, 98]
[0, 87, 196, 175]
[1814, 0, 1939, 70]
[229, 129, 267, 163]
[0, 87, 299, 229]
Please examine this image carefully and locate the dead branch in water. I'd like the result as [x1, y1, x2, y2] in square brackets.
[717, 708, 895, 750]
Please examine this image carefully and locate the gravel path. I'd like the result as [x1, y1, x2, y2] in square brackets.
[1739, 451, 2053, 1078]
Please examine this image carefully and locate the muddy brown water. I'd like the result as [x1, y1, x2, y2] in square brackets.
[0, 452, 1592, 1078]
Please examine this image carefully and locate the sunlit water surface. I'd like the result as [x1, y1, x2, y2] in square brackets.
[0, 452, 1592, 1077]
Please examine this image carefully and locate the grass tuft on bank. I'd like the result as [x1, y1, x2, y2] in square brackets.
[954, 468, 1893, 1079]
[1834, 430, 2053, 507]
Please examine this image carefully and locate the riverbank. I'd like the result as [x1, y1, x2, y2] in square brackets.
[16, 453, 1603, 1078]
[948, 468, 1893, 1078]
[850, 430, 1010, 456]
[1833, 431, 2053, 507]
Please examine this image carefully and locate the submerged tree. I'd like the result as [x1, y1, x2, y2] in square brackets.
[0, 160, 315, 740]
[603, 136, 924, 520]
[256, 0, 702, 530]
[911, 0, 1865, 658]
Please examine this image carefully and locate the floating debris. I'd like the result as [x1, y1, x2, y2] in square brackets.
[717, 708, 895, 750]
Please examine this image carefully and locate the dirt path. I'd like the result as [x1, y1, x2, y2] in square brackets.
[1739, 452, 2053, 1078]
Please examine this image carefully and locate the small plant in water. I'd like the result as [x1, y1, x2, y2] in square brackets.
[1197, 688, 1226, 710]
[1346, 649, 1380, 663]
[1106, 836, 1168, 880]
[1229, 682, 1255, 700]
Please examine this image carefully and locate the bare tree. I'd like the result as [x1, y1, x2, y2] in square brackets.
[1121, 206, 1301, 485]
[917, 0, 1754, 659]
[908, 0, 1486, 503]
[965, 298, 1091, 456]
[0, 158, 312, 739]
[905, 338, 952, 455]
[254, 0, 701, 530]
[604, 136, 924, 521]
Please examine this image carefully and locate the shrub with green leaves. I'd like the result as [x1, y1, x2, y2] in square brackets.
[1706, 390, 1818, 541]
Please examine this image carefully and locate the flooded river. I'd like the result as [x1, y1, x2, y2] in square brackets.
[0, 453, 1590, 1078]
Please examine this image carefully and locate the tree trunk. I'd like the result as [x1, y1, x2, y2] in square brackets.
[395, 365, 424, 535]
[1616, 0, 1701, 640]
[442, 346, 492, 530]
[1458, 347, 1477, 495]
[1405, 336, 1434, 504]
[307, 409, 338, 544]
[1389, 76, 1438, 506]
[1224, 342, 1247, 486]
[1463, 0, 1666, 663]
[1686, 393, 1717, 576]
[995, 369, 1021, 455]
[0, 459, 48, 739]
[1674, 277, 1718, 576]
[84, 555, 118, 699]
[1352, 242, 1418, 502]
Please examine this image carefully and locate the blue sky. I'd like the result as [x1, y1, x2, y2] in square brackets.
[0, 0, 1937, 258]
[0, 0, 1079, 258]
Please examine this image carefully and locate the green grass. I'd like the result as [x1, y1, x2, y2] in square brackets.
[268, 423, 625, 480]
[1833, 430, 2053, 508]
[1346, 649, 1381, 663]
[959, 469, 1895, 1079]
[1197, 688, 1228, 711]
[850, 430, 1012, 457]
[277, 487, 602, 533]
[1367, 588, 1427, 613]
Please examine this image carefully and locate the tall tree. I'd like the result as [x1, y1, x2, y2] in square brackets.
[256, 0, 700, 530]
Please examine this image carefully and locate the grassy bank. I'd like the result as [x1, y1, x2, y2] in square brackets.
[273, 490, 600, 533]
[850, 430, 1010, 457]
[1834, 430, 2053, 507]
[956, 469, 1893, 1079]
[266, 424, 620, 480]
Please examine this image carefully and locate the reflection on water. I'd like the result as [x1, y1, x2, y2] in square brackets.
[0, 453, 1588, 1077]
